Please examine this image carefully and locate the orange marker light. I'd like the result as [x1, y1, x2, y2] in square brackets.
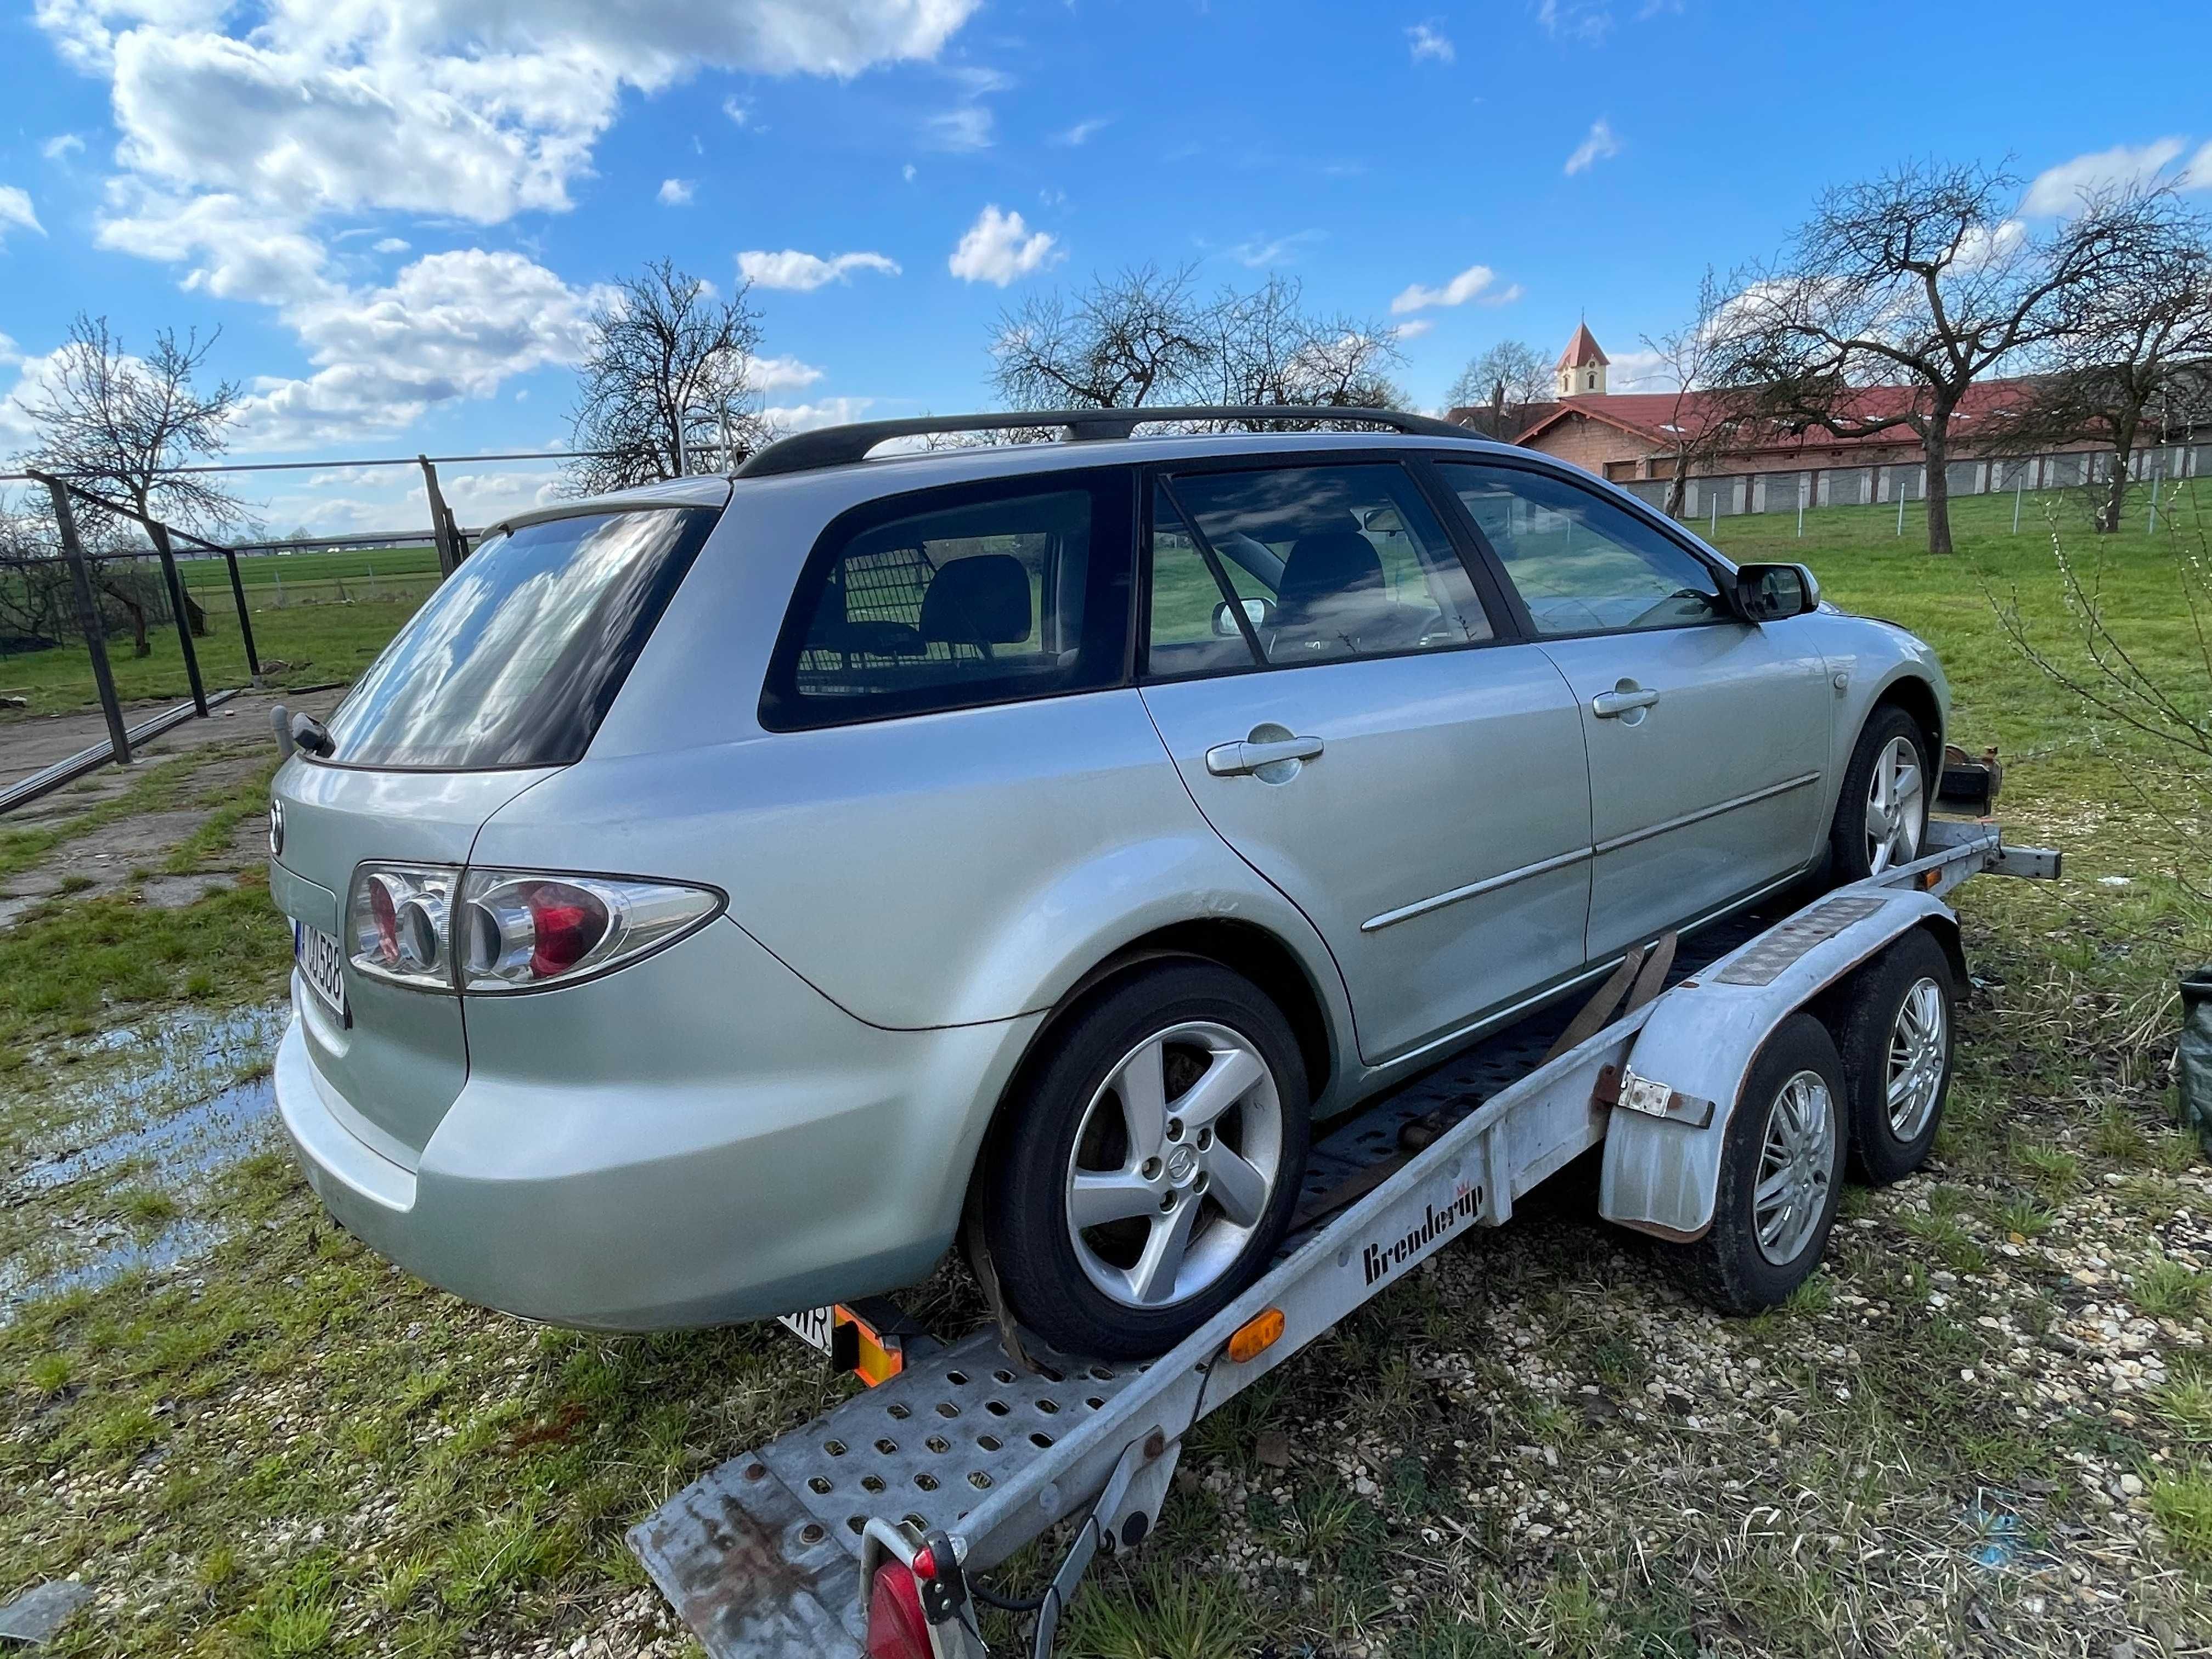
[1227, 1307, 1285, 1364]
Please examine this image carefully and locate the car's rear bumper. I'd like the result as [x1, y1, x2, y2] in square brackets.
[274, 917, 1042, 1330]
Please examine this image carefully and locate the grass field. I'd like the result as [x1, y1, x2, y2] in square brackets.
[173, 544, 441, 590]
[0, 473, 2209, 1658]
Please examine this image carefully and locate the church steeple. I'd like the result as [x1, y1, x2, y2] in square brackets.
[1556, 322, 1609, 397]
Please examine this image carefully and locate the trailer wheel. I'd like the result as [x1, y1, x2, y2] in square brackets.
[1835, 927, 1956, 1184]
[1675, 1013, 1847, 1314]
[980, 962, 1310, 1359]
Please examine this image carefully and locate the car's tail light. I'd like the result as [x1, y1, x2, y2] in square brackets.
[865, 1560, 931, 1659]
[347, 864, 459, 990]
[458, 871, 721, 992]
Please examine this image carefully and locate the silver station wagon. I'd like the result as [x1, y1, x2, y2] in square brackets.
[268, 407, 1949, 1357]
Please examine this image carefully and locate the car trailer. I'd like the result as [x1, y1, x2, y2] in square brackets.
[629, 808, 2058, 1659]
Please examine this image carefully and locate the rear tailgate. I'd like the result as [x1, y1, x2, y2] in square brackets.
[271, 762, 556, 1164]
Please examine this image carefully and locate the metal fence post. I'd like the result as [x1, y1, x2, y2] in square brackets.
[41, 476, 131, 765]
[419, 455, 462, 578]
[146, 519, 208, 717]
[222, 546, 262, 682]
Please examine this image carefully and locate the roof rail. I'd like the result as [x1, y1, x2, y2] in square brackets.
[732, 405, 1478, 478]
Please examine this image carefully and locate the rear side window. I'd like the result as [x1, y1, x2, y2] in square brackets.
[321, 507, 718, 770]
[759, 473, 1133, 730]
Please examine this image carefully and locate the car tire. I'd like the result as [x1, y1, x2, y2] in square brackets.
[1672, 1013, 1847, 1315]
[1829, 705, 1932, 882]
[981, 961, 1310, 1359]
[1833, 927, 1957, 1186]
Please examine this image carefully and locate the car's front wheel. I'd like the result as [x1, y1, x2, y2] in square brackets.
[1829, 706, 1931, 882]
[981, 962, 1310, 1358]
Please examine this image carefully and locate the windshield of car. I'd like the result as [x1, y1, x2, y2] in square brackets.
[319, 506, 719, 770]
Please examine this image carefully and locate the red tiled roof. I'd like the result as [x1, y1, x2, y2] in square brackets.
[1511, 378, 2044, 456]
[1556, 323, 1609, 371]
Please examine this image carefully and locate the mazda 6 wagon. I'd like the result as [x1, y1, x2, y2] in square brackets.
[268, 407, 1950, 1357]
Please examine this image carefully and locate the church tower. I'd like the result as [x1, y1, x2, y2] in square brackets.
[1556, 322, 1609, 397]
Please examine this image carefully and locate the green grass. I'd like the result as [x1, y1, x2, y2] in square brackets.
[175, 545, 440, 590]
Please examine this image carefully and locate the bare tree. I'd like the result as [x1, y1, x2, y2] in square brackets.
[1642, 268, 1765, 518]
[1730, 160, 2130, 554]
[1446, 340, 1550, 437]
[568, 259, 766, 494]
[990, 264, 1213, 409]
[14, 314, 240, 651]
[1986, 188, 2212, 533]
[990, 266, 1404, 419]
[16, 314, 245, 534]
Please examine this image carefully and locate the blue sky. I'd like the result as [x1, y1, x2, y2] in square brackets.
[2, 0, 2210, 531]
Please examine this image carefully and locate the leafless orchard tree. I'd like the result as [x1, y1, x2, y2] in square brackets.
[1987, 187, 2212, 534]
[989, 266, 1404, 417]
[568, 259, 767, 494]
[1641, 268, 1767, 518]
[1729, 160, 2132, 555]
[13, 313, 241, 651]
[1444, 340, 1550, 438]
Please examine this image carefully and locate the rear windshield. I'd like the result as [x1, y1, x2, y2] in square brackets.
[320, 506, 718, 770]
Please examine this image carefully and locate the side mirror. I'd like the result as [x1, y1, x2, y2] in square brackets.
[1734, 562, 1820, 623]
[1212, 597, 1274, 637]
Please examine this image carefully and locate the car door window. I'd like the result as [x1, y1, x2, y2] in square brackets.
[1144, 463, 1493, 676]
[760, 477, 1130, 730]
[1437, 462, 1729, 637]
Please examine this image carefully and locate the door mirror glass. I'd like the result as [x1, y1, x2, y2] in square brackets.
[1735, 562, 1820, 622]
[1212, 597, 1274, 637]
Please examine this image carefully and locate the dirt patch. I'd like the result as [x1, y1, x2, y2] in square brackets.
[0, 688, 341, 796]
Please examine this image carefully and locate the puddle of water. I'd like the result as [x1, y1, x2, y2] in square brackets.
[2, 1000, 291, 1319]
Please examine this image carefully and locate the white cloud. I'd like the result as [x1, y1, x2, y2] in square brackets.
[1052, 116, 1110, 146]
[948, 204, 1060, 285]
[925, 105, 993, 151]
[658, 177, 695, 205]
[1407, 22, 1454, 64]
[96, 184, 331, 303]
[902, 162, 917, 182]
[764, 396, 874, 432]
[40, 133, 86, 161]
[745, 353, 825, 391]
[1393, 318, 1435, 339]
[0, 187, 44, 242]
[738, 247, 901, 290]
[1537, 0, 1613, 43]
[1230, 229, 1323, 268]
[373, 235, 409, 253]
[1603, 346, 1673, 391]
[1391, 262, 1519, 314]
[722, 95, 749, 125]
[2021, 138, 2210, 215]
[1564, 117, 1620, 176]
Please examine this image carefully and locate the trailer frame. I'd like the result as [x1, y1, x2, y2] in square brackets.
[629, 817, 2058, 1658]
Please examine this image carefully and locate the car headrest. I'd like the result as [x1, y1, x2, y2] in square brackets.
[1278, 532, 1384, 613]
[919, 553, 1032, 645]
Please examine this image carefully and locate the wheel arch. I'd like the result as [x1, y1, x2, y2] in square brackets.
[958, 917, 1343, 1218]
[1869, 672, 1945, 765]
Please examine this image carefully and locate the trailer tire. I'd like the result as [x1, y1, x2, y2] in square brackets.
[1674, 1013, 1847, 1314]
[1835, 927, 1956, 1185]
[980, 962, 1310, 1359]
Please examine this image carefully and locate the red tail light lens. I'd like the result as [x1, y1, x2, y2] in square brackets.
[458, 871, 721, 992]
[368, 877, 400, 966]
[522, 883, 608, 977]
[865, 1562, 930, 1659]
[347, 865, 458, 989]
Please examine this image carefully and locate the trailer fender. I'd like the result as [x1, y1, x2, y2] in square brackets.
[1599, 891, 1961, 1241]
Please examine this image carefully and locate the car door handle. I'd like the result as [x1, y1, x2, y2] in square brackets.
[1590, 687, 1661, 719]
[1205, 735, 1324, 776]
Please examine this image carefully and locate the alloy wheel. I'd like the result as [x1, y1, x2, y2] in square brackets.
[1886, 976, 1948, 1141]
[1064, 1021, 1284, 1308]
[1752, 1069, 1836, 1266]
[1864, 735, 1924, 875]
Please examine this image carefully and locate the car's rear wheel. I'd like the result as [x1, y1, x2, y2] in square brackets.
[1829, 706, 1931, 882]
[981, 962, 1309, 1358]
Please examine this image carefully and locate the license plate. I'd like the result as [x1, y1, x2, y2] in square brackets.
[293, 921, 348, 1019]
[778, 1302, 910, 1387]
